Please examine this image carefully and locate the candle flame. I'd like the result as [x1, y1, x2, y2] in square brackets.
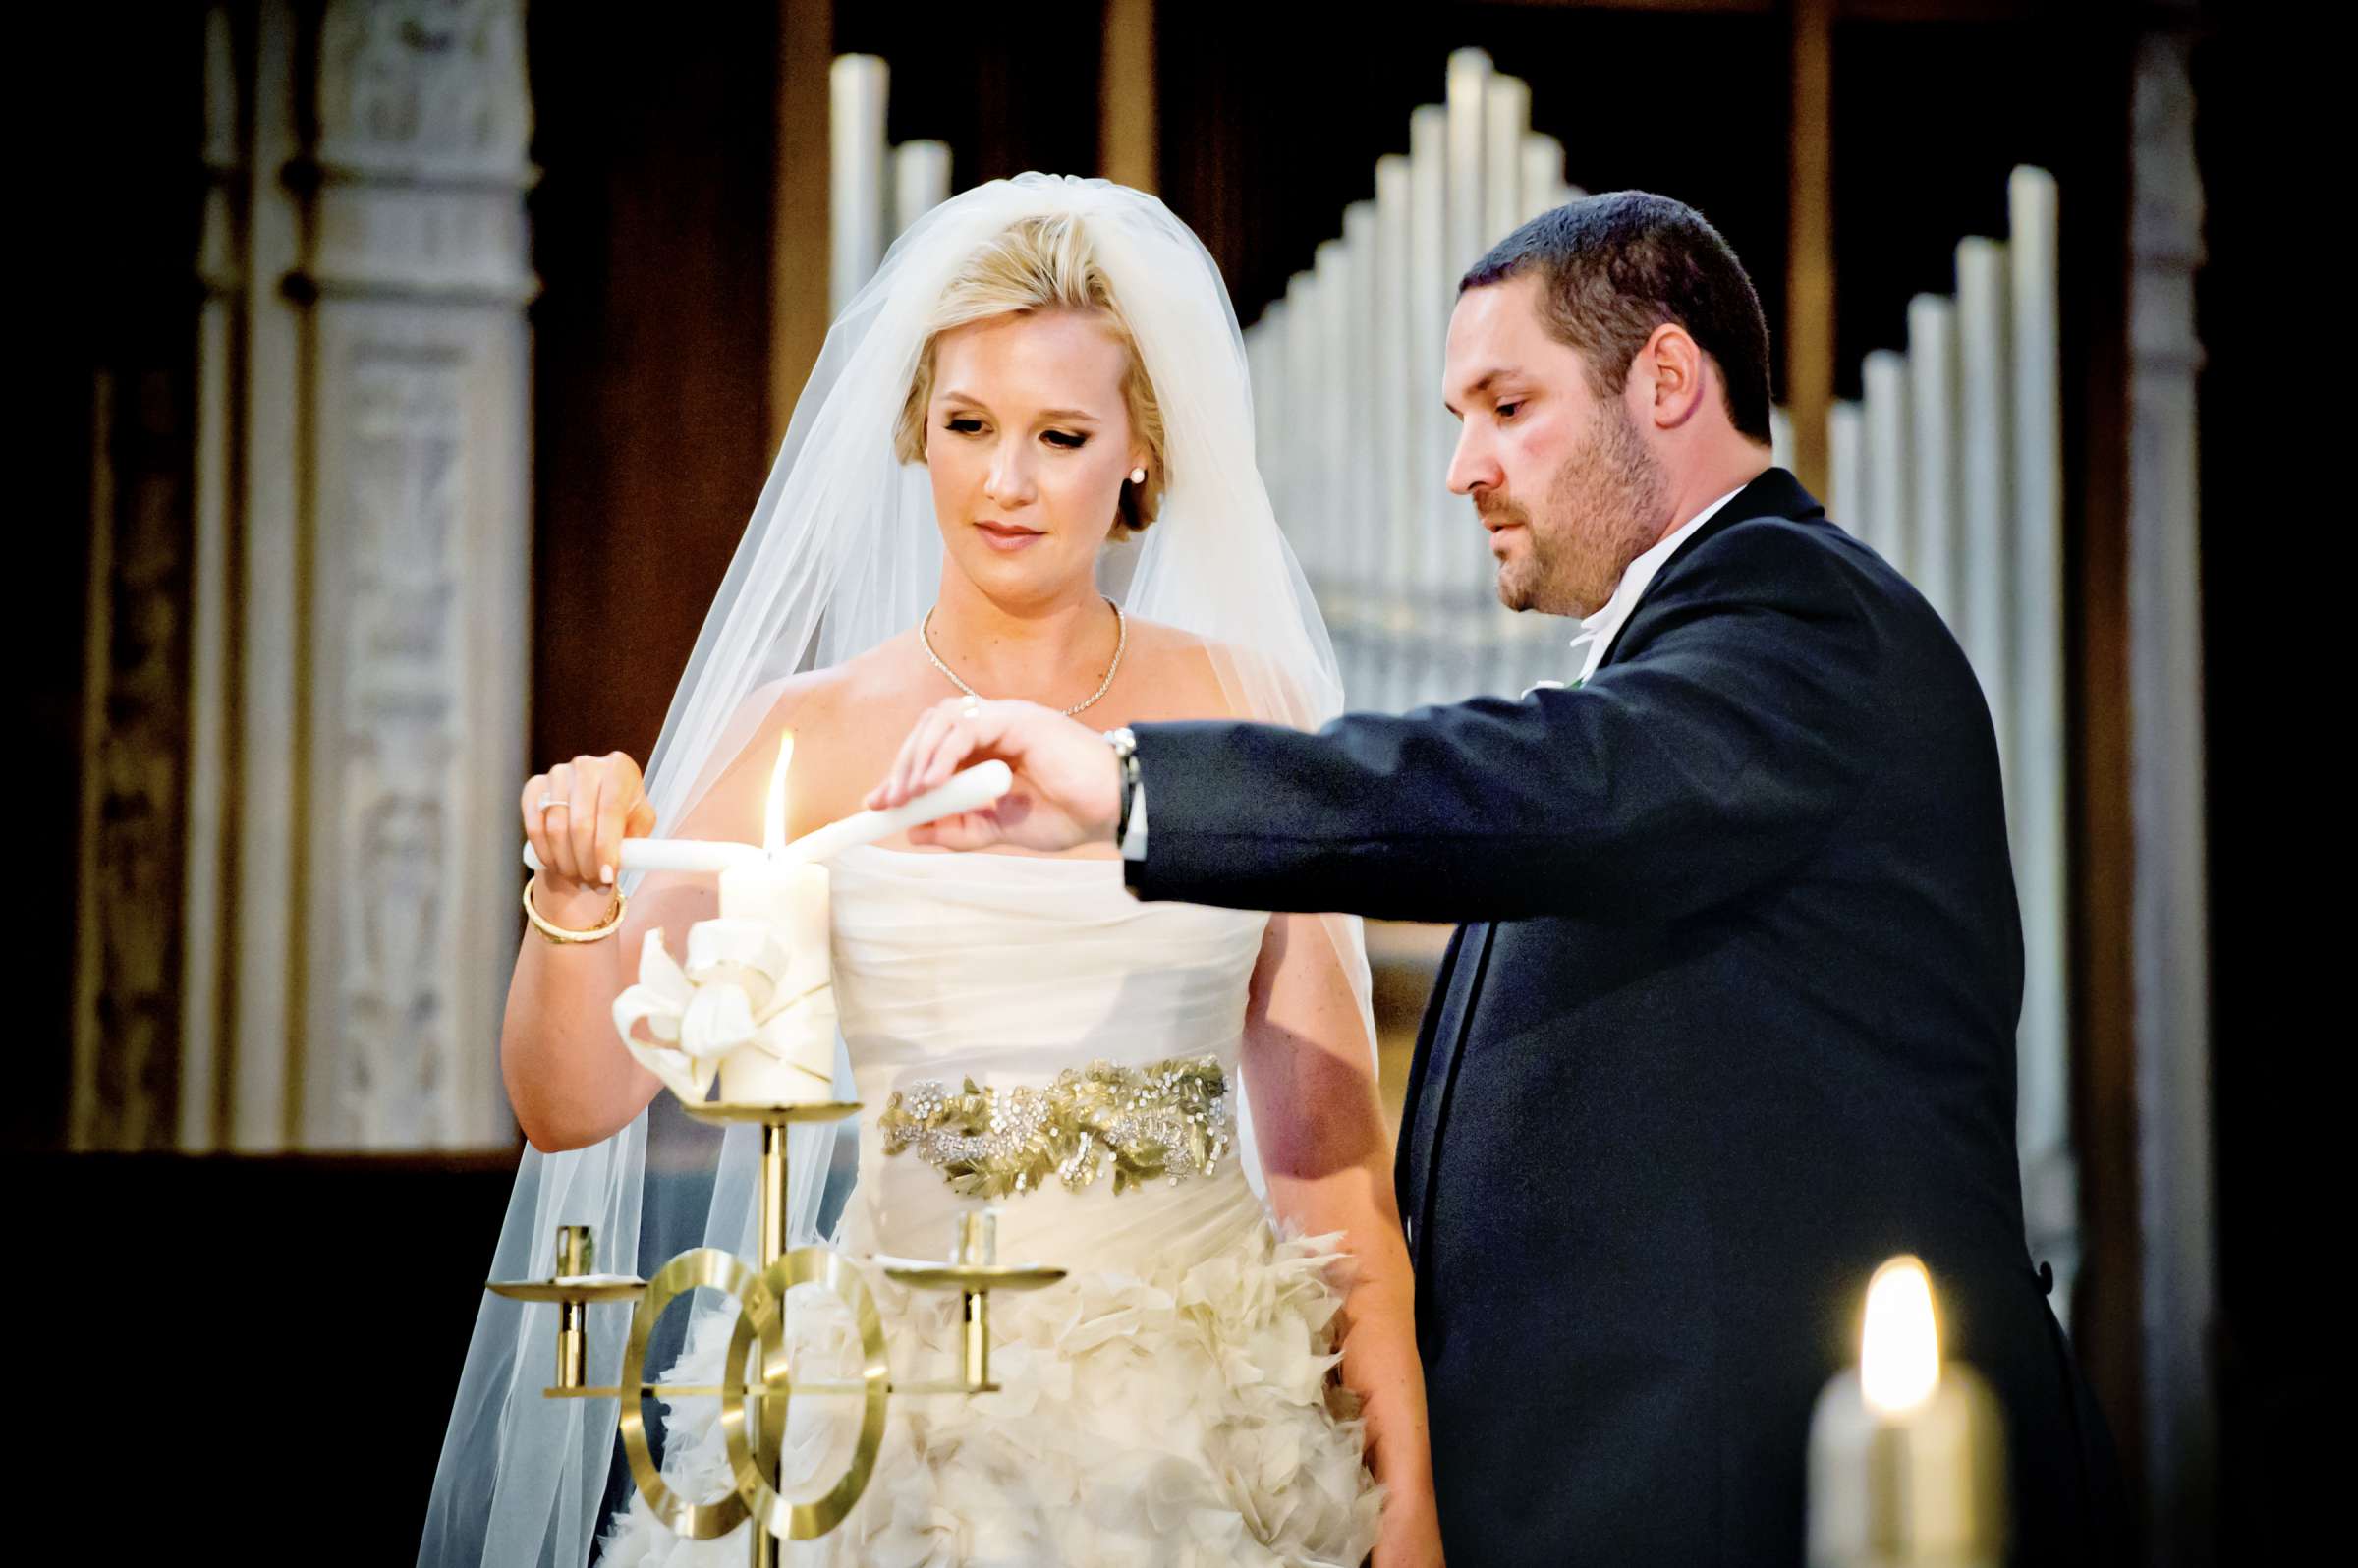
[764, 732, 794, 853]
[1861, 1255, 1941, 1415]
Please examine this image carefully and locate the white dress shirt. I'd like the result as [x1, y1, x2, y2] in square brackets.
[1122, 771, 1151, 859]
[1553, 482, 1748, 689]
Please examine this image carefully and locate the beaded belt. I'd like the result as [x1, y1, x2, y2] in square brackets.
[877, 1054, 1235, 1200]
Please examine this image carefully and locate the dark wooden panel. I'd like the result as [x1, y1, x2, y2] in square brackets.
[2055, 16, 2143, 1544]
[526, 4, 783, 776]
[2194, 12, 2328, 1558]
[24, 1150, 521, 1560]
[834, 0, 1104, 195]
[1155, 2, 1790, 384]
[24, 5, 207, 1153]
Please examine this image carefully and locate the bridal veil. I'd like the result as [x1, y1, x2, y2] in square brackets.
[420, 173, 1375, 1565]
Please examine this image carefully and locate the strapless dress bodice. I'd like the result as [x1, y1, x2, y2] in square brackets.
[825, 845, 1270, 1269]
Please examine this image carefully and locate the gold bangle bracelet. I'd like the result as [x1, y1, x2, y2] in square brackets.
[523, 874, 628, 945]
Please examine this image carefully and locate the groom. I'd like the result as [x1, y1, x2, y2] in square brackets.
[869, 193, 2116, 1566]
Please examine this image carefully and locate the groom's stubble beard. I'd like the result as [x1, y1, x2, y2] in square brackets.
[1488, 397, 1669, 617]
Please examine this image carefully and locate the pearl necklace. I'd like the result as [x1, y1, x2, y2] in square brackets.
[919, 597, 1128, 717]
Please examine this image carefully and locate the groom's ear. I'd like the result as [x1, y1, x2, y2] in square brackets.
[1640, 323, 1710, 431]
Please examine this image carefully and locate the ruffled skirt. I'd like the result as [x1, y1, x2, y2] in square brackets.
[598, 1216, 1381, 1567]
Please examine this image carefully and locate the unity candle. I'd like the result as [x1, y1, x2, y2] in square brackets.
[604, 739, 1017, 1103]
[610, 734, 837, 1107]
[1807, 1256, 2004, 1568]
[709, 734, 835, 1102]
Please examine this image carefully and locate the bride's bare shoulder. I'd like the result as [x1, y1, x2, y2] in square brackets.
[729, 638, 931, 832]
[732, 636, 916, 736]
[1115, 617, 1250, 721]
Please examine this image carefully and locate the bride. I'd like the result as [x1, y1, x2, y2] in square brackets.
[420, 176, 1438, 1567]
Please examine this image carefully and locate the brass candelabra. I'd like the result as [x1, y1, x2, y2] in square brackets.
[486, 1098, 1064, 1558]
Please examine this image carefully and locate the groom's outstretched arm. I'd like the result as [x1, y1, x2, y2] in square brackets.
[1131, 519, 1888, 925]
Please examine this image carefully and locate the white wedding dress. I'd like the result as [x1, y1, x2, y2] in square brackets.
[599, 845, 1384, 1568]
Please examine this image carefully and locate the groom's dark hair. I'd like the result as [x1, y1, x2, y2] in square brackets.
[1462, 191, 1773, 445]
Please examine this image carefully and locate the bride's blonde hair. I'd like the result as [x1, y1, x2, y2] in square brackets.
[895, 212, 1168, 536]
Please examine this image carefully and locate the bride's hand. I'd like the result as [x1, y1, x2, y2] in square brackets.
[867, 698, 1121, 853]
[520, 752, 658, 926]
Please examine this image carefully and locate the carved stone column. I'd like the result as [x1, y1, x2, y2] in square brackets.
[182, 0, 535, 1150]
[2126, 23, 2216, 1565]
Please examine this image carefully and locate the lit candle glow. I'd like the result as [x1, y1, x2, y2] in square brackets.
[1808, 1255, 2005, 1567]
[764, 731, 793, 850]
[1861, 1256, 1941, 1415]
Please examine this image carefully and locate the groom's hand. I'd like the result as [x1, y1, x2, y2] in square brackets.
[867, 697, 1122, 853]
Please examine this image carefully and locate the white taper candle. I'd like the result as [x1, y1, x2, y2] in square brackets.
[778, 760, 1014, 865]
[829, 55, 889, 312]
[522, 761, 1014, 875]
[1908, 293, 1961, 627]
[522, 836, 760, 876]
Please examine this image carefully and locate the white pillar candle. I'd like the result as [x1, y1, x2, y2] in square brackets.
[1808, 1257, 2005, 1567]
[1374, 153, 1415, 712]
[1315, 240, 1349, 634]
[1483, 74, 1530, 251]
[1908, 293, 1961, 628]
[1343, 200, 1380, 704]
[1861, 349, 1913, 577]
[1251, 303, 1286, 542]
[606, 735, 836, 1107]
[1445, 50, 1496, 699]
[1285, 268, 1320, 586]
[1520, 134, 1566, 224]
[1445, 50, 1491, 277]
[890, 138, 952, 239]
[2008, 166, 2070, 1218]
[829, 55, 889, 312]
[710, 859, 833, 1102]
[715, 734, 832, 1101]
[1955, 237, 2013, 805]
[1408, 104, 1450, 706]
[1828, 398, 1866, 533]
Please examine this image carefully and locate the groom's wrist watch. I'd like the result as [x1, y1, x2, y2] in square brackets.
[1104, 726, 1145, 859]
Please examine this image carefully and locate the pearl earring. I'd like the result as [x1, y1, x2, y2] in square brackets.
[1129, 467, 1147, 485]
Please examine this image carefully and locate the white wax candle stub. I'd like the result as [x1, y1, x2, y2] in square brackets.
[1805, 1255, 2006, 1568]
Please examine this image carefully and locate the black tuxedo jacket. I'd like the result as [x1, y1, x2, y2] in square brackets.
[1126, 470, 2116, 1566]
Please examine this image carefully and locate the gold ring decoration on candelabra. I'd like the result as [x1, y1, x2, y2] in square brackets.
[721, 1246, 890, 1540]
[619, 1247, 777, 1540]
[482, 1097, 1069, 1560]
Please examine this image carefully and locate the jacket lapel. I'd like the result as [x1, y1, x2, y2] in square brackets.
[1595, 466, 1825, 673]
[1404, 920, 1497, 1278]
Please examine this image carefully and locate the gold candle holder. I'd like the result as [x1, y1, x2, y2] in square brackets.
[956, 1209, 996, 1389]
[486, 1098, 1068, 1560]
[555, 1224, 592, 1390]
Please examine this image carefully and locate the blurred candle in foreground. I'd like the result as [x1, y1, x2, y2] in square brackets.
[1808, 1256, 2004, 1568]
